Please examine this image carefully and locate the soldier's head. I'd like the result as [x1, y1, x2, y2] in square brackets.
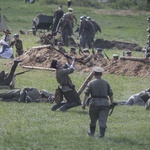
[92, 66, 104, 77]
[57, 42, 63, 48]
[126, 51, 132, 57]
[59, 5, 62, 9]
[70, 46, 76, 54]
[51, 59, 62, 69]
[87, 16, 91, 21]
[96, 48, 102, 54]
[14, 34, 19, 40]
[113, 54, 119, 60]
[68, 8, 73, 12]
[83, 48, 90, 54]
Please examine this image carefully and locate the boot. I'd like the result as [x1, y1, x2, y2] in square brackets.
[87, 125, 96, 136]
[99, 127, 106, 138]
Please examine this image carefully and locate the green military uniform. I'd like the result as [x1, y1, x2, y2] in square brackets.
[83, 66, 113, 137]
[10, 39, 23, 56]
[0, 88, 54, 103]
[51, 64, 81, 111]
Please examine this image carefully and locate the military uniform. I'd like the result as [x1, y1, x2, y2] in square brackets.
[82, 66, 113, 137]
[65, 8, 77, 28]
[52, 6, 64, 34]
[51, 61, 81, 112]
[10, 39, 23, 56]
[0, 88, 54, 103]
[57, 17, 73, 46]
[79, 19, 95, 48]
[125, 89, 150, 109]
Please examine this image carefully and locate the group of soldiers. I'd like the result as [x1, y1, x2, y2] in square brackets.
[51, 5, 101, 48]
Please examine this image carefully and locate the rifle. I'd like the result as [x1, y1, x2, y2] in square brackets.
[91, 43, 95, 55]
[109, 102, 118, 116]
[104, 52, 110, 60]
[52, 46, 86, 65]
[14, 69, 32, 77]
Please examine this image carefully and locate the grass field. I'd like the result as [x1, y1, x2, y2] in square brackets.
[0, 0, 150, 150]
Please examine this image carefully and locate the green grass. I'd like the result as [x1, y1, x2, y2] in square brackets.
[0, 1, 150, 150]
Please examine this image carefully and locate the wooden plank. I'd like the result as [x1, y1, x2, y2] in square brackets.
[22, 66, 55, 71]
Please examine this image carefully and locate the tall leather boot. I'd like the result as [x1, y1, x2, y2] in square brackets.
[99, 127, 106, 138]
[87, 125, 96, 136]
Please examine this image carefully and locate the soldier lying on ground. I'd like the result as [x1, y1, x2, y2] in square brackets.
[0, 60, 22, 86]
[0, 87, 54, 103]
[111, 89, 150, 110]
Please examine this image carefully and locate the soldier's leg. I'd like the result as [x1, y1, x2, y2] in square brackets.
[0, 90, 20, 101]
[88, 105, 99, 136]
[98, 106, 109, 137]
[51, 102, 66, 111]
[59, 90, 81, 111]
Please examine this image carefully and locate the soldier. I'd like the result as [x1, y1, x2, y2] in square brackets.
[65, 8, 77, 28]
[52, 5, 64, 35]
[96, 48, 104, 58]
[79, 16, 95, 49]
[113, 54, 119, 60]
[0, 60, 22, 86]
[82, 66, 114, 138]
[1, 29, 11, 45]
[0, 88, 54, 103]
[125, 51, 132, 57]
[56, 14, 73, 46]
[57, 42, 67, 53]
[70, 46, 77, 55]
[50, 58, 81, 112]
[125, 88, 150, 110]
[87, 16, 101, 34]
[0, 40, 13, 59]
[10, 34, 24, 56]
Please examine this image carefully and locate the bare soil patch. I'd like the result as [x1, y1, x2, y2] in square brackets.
[18, 46, 150, 78]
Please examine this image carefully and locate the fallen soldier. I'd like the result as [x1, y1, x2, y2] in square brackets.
[0, 87, 54, 103]
[118, 88, 150, 110]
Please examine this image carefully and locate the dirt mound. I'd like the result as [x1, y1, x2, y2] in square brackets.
[18, 46, 150, 78]
[93, 39, 142, 51]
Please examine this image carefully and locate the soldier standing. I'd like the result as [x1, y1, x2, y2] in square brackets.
[56, 14, 73, 46]
[65, 8, 77, 28]
[10, 34, 24, 56]
[52, 5, 64, 35]
[82, 66, 114, 138]
[87, 16, 101, 34]
[79, 17, 95, 48]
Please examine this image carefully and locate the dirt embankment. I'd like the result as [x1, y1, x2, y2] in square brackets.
[18, 46, 150, 78]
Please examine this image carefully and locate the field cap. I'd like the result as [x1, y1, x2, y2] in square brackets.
[83, 48, 89, 53]
[57, 42, 63, 46]
[70, 46, 76, 50]
[113, 54, 119, 57]
[68, 8, 73, 11]
[14, 34, 19, 37]
[97, 48, 102, 52]
[92, 66, 104, 73]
